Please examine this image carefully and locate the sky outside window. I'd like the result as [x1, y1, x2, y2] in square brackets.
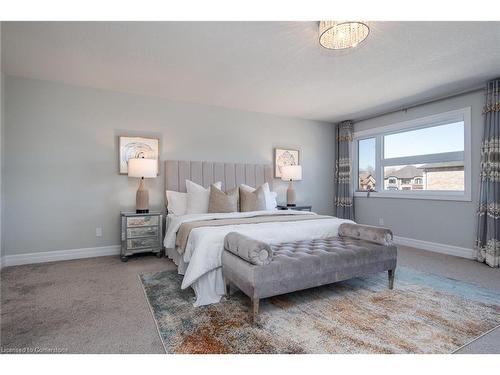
[383, 122, 464, 159]
[358, 137, 376, 171]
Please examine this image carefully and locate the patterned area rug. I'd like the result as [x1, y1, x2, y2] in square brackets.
[140, 267, 500, 354]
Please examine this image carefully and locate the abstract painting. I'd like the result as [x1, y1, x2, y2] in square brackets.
[275, 148, 299, 178]
[119, 136, 159, 174]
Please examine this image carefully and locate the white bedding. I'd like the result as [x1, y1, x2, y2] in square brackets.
[164, 210, 354, 306]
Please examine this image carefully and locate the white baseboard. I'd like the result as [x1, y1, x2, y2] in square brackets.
[393, 235, 474, 259]
[2, 245, 121, 267]
[1, 236, 474, 268]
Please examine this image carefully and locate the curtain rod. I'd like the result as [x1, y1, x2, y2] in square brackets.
[352, 85, 485, 123]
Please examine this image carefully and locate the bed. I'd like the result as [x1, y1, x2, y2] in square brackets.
[163, 160, 353, 306]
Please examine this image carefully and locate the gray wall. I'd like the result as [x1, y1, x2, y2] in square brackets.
[3, 75, 335, 256]
[0, 71, 3, 259]
[354, 91, 482, 249]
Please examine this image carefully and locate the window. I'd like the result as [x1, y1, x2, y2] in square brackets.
[357, 138, 376, 191]
[354, 108, 471, 201]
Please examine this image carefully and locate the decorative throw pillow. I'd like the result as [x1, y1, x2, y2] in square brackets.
[208, 185, 239, 213]
[186, 180, 222, 214]
[166, 190, 188, 215]
[268, 191, 278, 210]
[239, 185, 267, 212]
[240, 183, 277, 210]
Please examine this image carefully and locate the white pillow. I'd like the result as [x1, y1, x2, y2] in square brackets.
[166, 190, 188, 216]
[186, 180, 222, 214]
[269, 191, 278, 210]
[240, 183, 277, 211]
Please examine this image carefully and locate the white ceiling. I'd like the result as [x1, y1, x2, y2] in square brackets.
[2, 21, 500, 122]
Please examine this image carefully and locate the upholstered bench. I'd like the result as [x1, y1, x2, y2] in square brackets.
[222, 223, 397, 323]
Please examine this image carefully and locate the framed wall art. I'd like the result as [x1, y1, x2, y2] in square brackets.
[274, 148, 300, 178]
[119, 136, 159, 175]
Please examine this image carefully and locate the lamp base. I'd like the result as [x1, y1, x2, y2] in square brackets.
[136, 178, 150, 214]
[286, 180, 296, 206]
[286, 204, 296, 207]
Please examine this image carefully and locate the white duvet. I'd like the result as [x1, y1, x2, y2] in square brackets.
[164, 210, 354, 306]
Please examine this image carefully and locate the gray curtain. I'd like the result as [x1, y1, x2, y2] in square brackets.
[334, 120, 354, 220]
[475, 78, 500, 268]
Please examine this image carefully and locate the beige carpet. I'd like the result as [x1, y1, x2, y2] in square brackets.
[1, 254, 170, 353]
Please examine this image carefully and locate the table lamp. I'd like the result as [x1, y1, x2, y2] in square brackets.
[281, 165, 302, 206]
[128, 158, 158, 213]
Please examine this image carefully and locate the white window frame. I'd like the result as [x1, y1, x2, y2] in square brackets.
[352, 107, 471, 201]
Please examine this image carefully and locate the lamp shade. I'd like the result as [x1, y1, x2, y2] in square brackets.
[281, 165, 302, 181]
[128, 158, 157, 178]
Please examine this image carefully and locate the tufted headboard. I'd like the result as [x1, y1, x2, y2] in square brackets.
[165, 160, 274, 192]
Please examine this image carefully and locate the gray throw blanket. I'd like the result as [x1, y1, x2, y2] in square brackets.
[224, 232, 273, 266]
[175, 213, 332, 254]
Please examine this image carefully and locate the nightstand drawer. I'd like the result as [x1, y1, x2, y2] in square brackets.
[127, 237, 159, 250]
[127, 215, 159, 228]
[127, 226, 158, 238]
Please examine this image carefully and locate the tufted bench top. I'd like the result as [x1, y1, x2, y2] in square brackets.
[258, 237, 396, 290]
[222, 224, 397, 322]
[271, 236, 388, 260]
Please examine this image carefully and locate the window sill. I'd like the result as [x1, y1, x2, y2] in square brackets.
[353, 191, 471, 202]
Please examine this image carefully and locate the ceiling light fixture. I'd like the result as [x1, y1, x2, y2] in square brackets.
[319, 21, 370, 50]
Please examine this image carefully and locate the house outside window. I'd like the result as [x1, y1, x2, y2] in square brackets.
[384, 165, 424, 191]
[353, 108, 471, 201]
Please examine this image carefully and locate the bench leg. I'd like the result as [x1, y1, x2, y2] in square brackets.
[388, 269, 395, 290]
[251, 297, 260, 324]
[224, 277, 230, 299]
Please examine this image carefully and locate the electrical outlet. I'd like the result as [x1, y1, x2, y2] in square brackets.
[96, 227, 103, 238]
[378, 218, 384, 226]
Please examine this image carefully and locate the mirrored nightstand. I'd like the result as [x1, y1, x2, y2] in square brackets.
[120, 212, 163, 262]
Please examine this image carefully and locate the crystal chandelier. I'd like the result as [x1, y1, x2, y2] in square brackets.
[319, 21, 370, 50]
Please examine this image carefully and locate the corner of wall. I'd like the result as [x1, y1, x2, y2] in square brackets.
[331, 121, 337, 216]
[1, 21, 4, 267]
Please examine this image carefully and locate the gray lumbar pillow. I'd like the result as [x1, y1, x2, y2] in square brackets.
[239, 185, 267, 212]
[208, 185, 239, 213]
